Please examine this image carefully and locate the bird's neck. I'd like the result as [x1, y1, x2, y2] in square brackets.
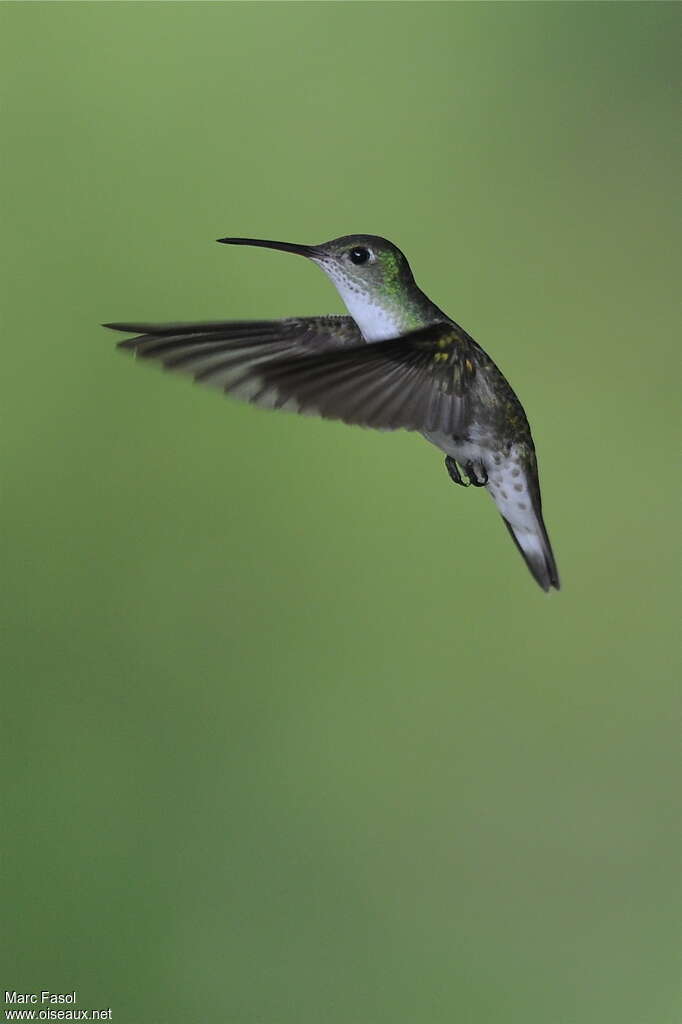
[339, 285, 446, 343]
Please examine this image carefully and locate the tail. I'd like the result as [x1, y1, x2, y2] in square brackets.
[501, 511, 560, 592]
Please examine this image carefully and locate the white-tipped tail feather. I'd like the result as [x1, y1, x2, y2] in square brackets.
[500, 514, 560, 592]
[487, 453, 559, 592]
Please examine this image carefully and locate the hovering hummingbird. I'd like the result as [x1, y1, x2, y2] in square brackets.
[106, 234, 559, 591]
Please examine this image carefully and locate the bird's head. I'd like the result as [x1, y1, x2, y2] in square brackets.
[217, 233, 436, 341]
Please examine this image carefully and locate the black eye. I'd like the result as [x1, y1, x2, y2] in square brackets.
[349, 247, 370, 265]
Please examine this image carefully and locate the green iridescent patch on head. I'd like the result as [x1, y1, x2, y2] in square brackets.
[377, 250, 399, 280]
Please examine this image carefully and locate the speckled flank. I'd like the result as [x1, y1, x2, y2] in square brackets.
[486, 448, 535, 533]
[424, 436, 534, 529]
[486, 446, 558, 590]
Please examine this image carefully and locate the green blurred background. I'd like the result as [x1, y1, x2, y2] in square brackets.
[2, 3, 680, 1022]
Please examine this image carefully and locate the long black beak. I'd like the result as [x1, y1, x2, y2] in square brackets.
[216, 237, 320, 258]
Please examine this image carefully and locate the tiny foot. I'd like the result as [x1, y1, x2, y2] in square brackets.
[445, 456, 469, 487]
[465, 460, 488, 487]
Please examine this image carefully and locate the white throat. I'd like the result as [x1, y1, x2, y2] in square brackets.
[317, 262, 403, 342]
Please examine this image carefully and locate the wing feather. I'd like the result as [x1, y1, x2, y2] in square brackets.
[109, 317, 493, 435]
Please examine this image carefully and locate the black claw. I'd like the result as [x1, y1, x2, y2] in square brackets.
[445, 456, 468, 487]
[465, 461, 488, 487]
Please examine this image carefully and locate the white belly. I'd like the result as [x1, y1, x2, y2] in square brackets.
[423, 431, 537, 534]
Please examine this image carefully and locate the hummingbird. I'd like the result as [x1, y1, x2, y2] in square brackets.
[106, 234, 559, 591]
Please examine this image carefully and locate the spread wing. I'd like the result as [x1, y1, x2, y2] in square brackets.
[108, 315, 362, 360]
[108, 317, 495, 435]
